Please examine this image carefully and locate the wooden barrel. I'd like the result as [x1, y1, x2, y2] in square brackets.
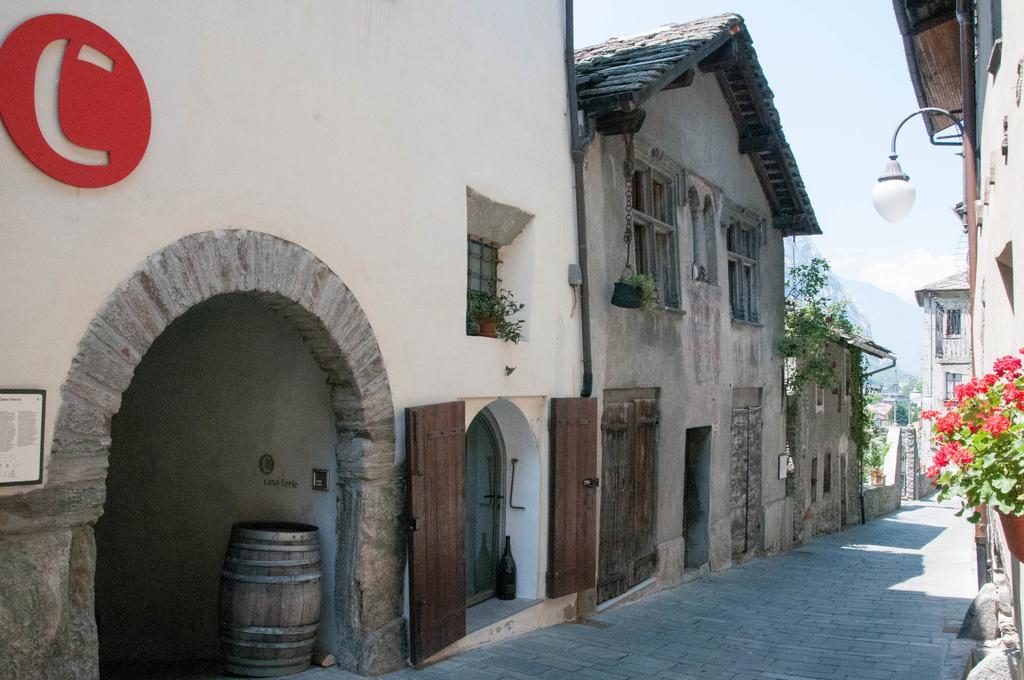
[218, 522, 321, 677]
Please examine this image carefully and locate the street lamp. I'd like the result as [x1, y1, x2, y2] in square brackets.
[873, 107, 964, 223]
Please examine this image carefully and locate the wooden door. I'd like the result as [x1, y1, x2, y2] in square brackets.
[597, 393, 659, 603]
[548, 398, 598, 599]
[729, 405, 762, 557]
[406, 401, 466, 664]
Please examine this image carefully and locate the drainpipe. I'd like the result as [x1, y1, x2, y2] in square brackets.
[957, 0, 987, 589]
[565, 0, 594, 398]
[957, 0, 978, 372]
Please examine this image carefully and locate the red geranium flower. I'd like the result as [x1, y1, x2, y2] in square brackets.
[935, 411, 962, 434]
[982, 412, 1011, 436]
[922, 409, 940, 420]
[1004, 384, 1024, 407]
[994, 355, 1023, 378]
[984, 373, 999, 387]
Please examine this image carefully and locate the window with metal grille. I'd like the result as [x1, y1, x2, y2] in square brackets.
[631, 163, 680, 308]
[467, 238, 499, 294]
[934, 302, 945, 357]
[945, 308, 962, 336]
[727, 221, 759, 322]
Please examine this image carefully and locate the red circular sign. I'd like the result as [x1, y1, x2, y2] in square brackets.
[0, 14, 150, 188]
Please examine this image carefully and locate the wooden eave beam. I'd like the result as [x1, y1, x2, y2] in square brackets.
[698, 38, 739, 73]
[578, 91, 637, 119]
[595, 108, 647, 136]
[663, 69, 695, 91]
[738, 129, 776, 155]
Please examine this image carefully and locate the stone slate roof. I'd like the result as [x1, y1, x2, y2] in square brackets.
[915, 270, 968, 305]
[575, 14, 822, 237]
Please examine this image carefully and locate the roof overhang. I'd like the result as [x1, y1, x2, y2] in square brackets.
[575, 17, 821, 236]
[891, 0, 961, 137]
[838, 331, 897, 361]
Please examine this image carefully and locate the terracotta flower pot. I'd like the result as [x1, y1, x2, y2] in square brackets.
[997, 511, 1024, 562]
[478, 319, 498, 338]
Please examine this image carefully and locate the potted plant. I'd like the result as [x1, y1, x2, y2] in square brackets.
[868, 467, 885, 487]
[863, 433, 886, 487]
[611, 273, 657, 311]
[467, 289, 525, 343]
[923, 350, 1024, 560]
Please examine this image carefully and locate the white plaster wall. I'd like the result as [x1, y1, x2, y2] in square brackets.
[0, 0, 580, 495]
[975, 1, 1024, 374]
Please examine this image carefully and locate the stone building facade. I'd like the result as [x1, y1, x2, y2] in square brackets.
[574, 14, 821, 603]
[0, 2, 585, 677]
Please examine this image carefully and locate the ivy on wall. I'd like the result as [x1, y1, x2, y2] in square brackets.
[779, 258, 854, 393]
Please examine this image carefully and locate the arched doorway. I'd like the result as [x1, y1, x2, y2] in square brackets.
[96, 293, 341, 672]
[465, 409, 505, 606]
[17, 230, 406, 678]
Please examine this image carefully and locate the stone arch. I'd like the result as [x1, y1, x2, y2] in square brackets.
[12, 229, 405, 677]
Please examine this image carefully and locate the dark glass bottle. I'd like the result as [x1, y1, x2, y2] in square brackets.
[496, 535, 516, 600]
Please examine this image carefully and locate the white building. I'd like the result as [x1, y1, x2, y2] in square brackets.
[915, 271, 972, 412]
[0, 3, 589, 677]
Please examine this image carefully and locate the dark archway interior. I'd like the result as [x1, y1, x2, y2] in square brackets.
[95, 293, 340, 672]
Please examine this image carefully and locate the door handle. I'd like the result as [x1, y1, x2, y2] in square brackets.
[582, 478, 599, 488]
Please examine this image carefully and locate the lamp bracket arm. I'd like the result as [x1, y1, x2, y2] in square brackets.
[890, 107, 965, 157]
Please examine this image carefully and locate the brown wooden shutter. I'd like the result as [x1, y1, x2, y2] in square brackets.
[598, 394, 659, 603]
[406, 401, 466, 664]
[630, 398, 659, 585]
[547, 397, 598, 599]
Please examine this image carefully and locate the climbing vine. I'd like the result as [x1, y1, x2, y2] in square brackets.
[779, 257, 854, 392]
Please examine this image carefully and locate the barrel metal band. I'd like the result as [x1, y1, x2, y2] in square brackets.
[224, 556, 321, 568]
[220, 622, 320, 635]
[228, 542, 318, 552]
[220, 636, 315, 649]
[221, 570, 322, 584]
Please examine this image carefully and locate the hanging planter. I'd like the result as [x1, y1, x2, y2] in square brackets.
[611, 280, 642, 308]
[612, 272, 657, 310]
[609, 133, 659, 311]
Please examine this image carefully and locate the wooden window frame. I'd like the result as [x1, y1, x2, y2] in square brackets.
[726, 218, 761, 323]
[632, 163, 680, 309]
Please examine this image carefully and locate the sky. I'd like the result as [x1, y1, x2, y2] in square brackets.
[574, 1, 967, 305]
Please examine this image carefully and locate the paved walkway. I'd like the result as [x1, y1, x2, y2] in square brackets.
[154, 499, 977, 680]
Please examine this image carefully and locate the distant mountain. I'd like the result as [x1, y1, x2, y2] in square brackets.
[785, 237, 920, 378]
[838, 278, 922, 378]
[784, 237, 873, 337]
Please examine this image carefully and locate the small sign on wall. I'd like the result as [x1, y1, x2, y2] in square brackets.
[0, 390, 45, 487]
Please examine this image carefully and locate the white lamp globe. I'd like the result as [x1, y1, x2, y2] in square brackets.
[872, 155, 915, 223]
[872, 178, 916, 223]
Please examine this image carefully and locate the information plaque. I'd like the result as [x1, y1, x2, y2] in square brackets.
[0, 390, 45, 487]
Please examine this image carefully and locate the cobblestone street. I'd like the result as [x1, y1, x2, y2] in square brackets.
[376, 499, 977, 680]
[160, 498, 976, 680]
